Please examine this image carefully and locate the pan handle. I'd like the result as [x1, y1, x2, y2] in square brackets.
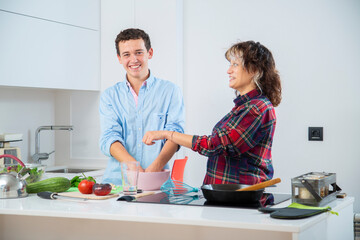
[236, 178, 281, 192]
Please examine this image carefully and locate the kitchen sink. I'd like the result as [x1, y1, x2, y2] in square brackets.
[46, 168, 102, 174]
[44, 166, 105, 181]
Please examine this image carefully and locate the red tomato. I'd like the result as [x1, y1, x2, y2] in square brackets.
[92, 183, 112, 196]
[78, 180, 95, 194]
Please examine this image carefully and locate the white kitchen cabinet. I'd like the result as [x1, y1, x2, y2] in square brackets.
[0, 0, 99, 30]
[0, 10, 100, 90]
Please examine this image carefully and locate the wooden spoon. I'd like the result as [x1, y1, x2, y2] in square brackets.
[236, 178, 281, 191]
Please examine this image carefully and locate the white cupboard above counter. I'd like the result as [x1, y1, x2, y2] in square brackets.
[0, 0, 100, 30]
[0, 1, 100, 91]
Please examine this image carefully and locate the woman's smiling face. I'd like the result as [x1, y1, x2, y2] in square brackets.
[227, 56, 256, 95]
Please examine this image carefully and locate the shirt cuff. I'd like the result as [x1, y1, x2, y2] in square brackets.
[105, 137, 125, 157]
[191, 135, 200, 151]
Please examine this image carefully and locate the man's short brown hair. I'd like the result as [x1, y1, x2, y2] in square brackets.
[115, 28, 151, 55]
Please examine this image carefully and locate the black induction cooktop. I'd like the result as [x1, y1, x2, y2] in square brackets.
[130, 191, 291, 209]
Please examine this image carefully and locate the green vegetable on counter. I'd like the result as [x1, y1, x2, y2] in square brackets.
[70, 173, 96, 187]
[26, 177, 71, 193]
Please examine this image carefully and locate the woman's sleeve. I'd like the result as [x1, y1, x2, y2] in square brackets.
[191, 105, 265, 157]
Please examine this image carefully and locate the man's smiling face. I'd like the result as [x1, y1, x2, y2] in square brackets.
[117, 39, 153, 81]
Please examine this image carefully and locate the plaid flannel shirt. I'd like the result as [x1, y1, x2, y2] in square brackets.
[191, 89, 276, 185]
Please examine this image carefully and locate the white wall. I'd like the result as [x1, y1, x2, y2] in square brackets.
[0, 87, 56, 166]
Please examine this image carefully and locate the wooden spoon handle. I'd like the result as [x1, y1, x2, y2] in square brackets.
[236, 178, 281, 191]
[134, 191, 155, 199]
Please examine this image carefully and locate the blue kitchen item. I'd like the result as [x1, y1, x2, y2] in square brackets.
[165, 194, 202, 205]
[160, 179, 199, 196]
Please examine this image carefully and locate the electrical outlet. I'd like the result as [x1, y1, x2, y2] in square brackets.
[308, 127, 323, 141]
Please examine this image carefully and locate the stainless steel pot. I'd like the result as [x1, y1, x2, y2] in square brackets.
[0, 154, 28, 199]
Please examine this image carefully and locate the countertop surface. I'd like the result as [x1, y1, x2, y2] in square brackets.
[0, 191, 354, 233]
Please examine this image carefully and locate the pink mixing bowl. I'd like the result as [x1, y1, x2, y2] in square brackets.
[137, 169, 171, 191]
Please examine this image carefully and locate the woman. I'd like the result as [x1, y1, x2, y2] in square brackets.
[143, 41, 282, 185]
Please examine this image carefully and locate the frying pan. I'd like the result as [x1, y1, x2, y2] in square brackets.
[201, 178, 281, 204]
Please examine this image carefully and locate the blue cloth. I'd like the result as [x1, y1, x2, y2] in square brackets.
[99, 72, 185, 185]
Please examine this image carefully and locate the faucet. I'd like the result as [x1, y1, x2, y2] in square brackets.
[32, 125, 74, 163]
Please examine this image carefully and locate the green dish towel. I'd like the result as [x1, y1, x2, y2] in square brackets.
[259, 203, 338, 219]
[66, 186, 123, 194]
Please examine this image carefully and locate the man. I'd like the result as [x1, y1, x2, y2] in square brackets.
[99, 28, 185, 185]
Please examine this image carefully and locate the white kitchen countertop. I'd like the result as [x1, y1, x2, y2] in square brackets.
[0, 192, 354, 234]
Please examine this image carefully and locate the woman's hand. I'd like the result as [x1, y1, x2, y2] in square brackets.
[145, 162, 163, 172]
[142, 131, 169, 145]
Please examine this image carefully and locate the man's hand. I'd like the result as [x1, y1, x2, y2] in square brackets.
[110, 142, 145, 172]
[124, 161, 145, 172]
[142, 131, 170, 145]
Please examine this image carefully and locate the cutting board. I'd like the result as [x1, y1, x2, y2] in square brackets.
[58, 191, 119, 200]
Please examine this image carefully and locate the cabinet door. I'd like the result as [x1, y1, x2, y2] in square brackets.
[0, 11, 100, 90]
[0, 0, 99, 30]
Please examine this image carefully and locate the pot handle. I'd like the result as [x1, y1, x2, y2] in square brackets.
[0, 154, 25, 167]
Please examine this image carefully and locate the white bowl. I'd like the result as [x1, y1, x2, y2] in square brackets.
[137, 169, 171, 191]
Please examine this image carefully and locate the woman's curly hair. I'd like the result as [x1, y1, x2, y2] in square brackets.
[225, 41, 282, 107]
